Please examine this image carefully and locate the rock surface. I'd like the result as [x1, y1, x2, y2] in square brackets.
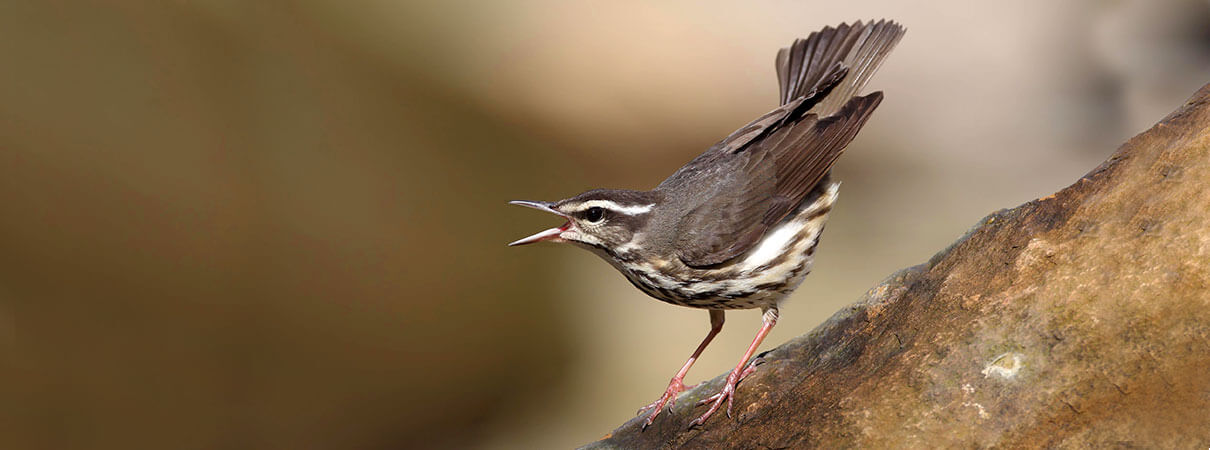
[585, 83, 1210, 448]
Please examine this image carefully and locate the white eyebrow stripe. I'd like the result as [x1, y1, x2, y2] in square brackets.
[573, 200, 655, 215]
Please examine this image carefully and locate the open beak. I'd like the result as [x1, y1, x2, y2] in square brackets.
[508, 200, 573, 246]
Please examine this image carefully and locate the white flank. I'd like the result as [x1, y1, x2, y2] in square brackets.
[737, 183, 839, 274]
[741, 220, 803, 270]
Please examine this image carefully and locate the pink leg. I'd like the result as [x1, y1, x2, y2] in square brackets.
[639, 310, 724, 429]
[691, 312, 776, 426]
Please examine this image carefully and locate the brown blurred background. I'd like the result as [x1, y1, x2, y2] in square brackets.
[2, 1, 1208, 449]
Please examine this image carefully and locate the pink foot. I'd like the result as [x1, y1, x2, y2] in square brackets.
[690, 363, 758, 426]
[638, 378, 698, 428]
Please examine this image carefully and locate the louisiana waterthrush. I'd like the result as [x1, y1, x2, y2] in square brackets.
[510, 20, 904, 427]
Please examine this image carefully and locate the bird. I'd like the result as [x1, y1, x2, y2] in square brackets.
[508, 20, 905, 428]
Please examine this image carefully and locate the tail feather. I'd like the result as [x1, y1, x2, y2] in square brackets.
[775, 20, 905, 116]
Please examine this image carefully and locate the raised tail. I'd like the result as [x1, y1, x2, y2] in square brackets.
[775, 20, 905, 116]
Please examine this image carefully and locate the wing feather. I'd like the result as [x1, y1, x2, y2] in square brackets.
[675, 94, 883, 267]
[666, 20, 904, 268]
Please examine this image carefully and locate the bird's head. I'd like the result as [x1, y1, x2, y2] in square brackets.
[508, 189, 660, 256]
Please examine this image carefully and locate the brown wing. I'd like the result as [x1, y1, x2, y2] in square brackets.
[658, 65, 848, 187]
[671, 147, 778, 267]
[657, 68, 847, 266]
[674, 94, 883, 267]
[667, 20, 904, 268]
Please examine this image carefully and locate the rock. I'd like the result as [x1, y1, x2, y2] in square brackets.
[585, 83, 1210, 448]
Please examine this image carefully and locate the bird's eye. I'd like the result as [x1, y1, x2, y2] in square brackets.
[585, 206, 605, 223]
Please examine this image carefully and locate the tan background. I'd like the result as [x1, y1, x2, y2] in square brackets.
[2, 1, 1208, 449]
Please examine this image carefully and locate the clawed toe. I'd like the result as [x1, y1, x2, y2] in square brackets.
[691, 374, 740, 425]
[690, 357, 768, 426]
[639, 379, 693, 428]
